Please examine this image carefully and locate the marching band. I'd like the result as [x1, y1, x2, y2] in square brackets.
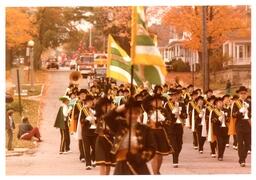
[54, 73, 251, 175]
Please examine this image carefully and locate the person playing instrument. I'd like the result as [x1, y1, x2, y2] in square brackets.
[232, 86, 251, 167]
[164, 88, 186, 168]
[205, 96, 217, 158]
[211, 97, 228, 161]
[188, 90, 199, 150]
[95, 97, 116, 175]
[54, 96, 72, 154]
[104, 98, 156, 175]
[72, 89, 88, 162]
[80, 95, 97, 170]
[229, 95, 239, 150]
[222, 94, 232, 148]
[194, 96, 207, 154]
[146, 94, 173, 174]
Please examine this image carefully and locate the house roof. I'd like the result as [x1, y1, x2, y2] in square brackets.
[225, 28, 251, 41]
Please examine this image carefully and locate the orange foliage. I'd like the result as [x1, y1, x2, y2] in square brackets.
[162, 6, 250, 51]
[6, 8, 37, 49]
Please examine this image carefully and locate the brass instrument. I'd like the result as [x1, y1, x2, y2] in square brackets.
[191, 101, 201, 114]
[69, 71, 82, 85]
[214, 108, 226, 127]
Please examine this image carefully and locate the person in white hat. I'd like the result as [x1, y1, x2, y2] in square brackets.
[54, 95, 72, 154]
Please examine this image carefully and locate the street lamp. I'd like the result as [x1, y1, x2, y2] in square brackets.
[28, 40, 35, 91]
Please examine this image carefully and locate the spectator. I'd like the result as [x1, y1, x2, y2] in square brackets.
[226, 80, 231, 95]
[17, 117, 42, 142]
[6, 109, 15, 150]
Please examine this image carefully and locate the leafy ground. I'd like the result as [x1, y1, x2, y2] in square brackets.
[6, 98, 41, 149]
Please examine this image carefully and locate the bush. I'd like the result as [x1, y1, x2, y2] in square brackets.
[6, 99, 23, 112]
[171, 59, 191, 72]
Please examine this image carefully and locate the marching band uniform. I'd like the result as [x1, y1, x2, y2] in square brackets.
[72, 89, 88, 161]
[54, 96, 72, 154]
[80, 95, 97, 169]
[188, 91, 199, 149]
[95, 97, 116, 171]
[205, 97, 217, 157]
[145, 94, 173, 174]
[104, 100, 157, 175]
[164, 89, 186, 167]
[194, 96, 207, 153]
[232, 86, 251, 167]
[228, 98, 238, 149]
[211, 98, 228, 161]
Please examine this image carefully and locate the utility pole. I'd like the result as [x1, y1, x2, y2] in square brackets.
[201, 6, 209, 92]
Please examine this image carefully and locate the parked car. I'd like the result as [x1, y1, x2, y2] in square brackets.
[46, 59, 59, 69]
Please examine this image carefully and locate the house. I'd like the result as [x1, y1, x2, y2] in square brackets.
[211, 29, 251, 88]
[159, 31, 199, 71]
[222, 33, 251, 67]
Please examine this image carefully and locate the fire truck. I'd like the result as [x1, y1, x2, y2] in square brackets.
[77, 53, 95, 78]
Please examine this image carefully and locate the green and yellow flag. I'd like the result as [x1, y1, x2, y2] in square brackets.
[107, 35, 142, 86]
[131, 6, 167, 85]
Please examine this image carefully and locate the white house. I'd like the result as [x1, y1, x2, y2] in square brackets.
[222, 37, 251, 67]
[159, 32, 199, 71]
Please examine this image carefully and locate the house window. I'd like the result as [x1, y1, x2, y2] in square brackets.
[236, 45, 244, 59]
[247, 45, 251, 57]
[224, 44, 229, 56]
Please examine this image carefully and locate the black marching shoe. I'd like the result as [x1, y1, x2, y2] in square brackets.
[240, 163, 246, 167]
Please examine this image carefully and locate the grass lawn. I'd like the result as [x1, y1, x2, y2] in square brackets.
[6, 98, 41, 149]
[18, 84, 43, 96]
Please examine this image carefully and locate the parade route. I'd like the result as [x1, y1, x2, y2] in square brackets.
[6, 71, 251, 175]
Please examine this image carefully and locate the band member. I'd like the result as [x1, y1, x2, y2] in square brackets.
[147, 94, 173, 174]
[229, 95, 239, 150]
[184, 84, 193, 105]
[205, 96, 217, 158]
[54, 96, 72, 154]
[164, 89, 186, 168]
[72, 89, 88, 162]
[232, 86, 251, 167]
[211, 97, 228, 161]
[80, 95, 97, 170]
[194, 96, 207, 154]
[188, 91, 199, 149]
[104, 98, 157, 175]
[222, 94, 231, 147]
[205, 89, 213, 99]
[95, 97, 116, 175]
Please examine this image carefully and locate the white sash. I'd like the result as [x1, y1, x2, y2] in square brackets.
[75, 108, 82, 140]
[201, 109, 207, 137]
[207, 110, 213, 142]
[185, 104, 190, 127]
[191, 109, 195, 132]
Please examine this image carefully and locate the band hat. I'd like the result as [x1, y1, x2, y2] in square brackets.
[168, 88, 179, 96]
[205, 89, 213, 94]
[191, 90, 198, 96]
[187, 84, 193, 88]
[84, 95, 94, 102]
[195, 96, 204, 102]
[222, 94, 230, 99]
[214, 97, 223, 105]
[236, 86, 248, 93]
[59, 95, 71, 102]
[78, 89, 89, 95]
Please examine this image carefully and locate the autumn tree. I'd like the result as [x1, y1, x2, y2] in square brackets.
[6, 8, 37, 69]
[163, 6, 250, 51]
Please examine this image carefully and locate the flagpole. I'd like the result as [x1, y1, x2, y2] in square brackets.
[128, 6, 137, 153]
